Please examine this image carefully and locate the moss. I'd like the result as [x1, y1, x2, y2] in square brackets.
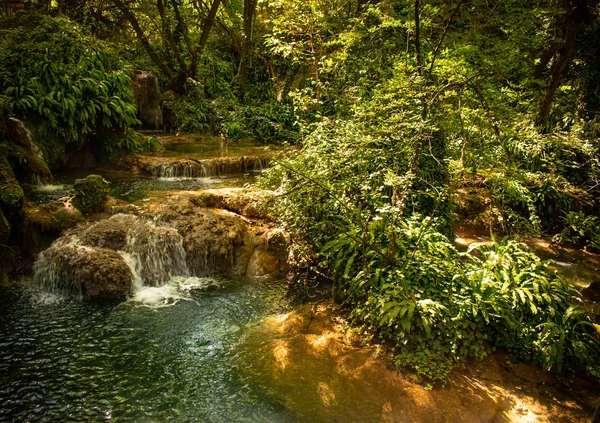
[0, 154, 24, 210]
[72, 174, 110, 215]
[22, 200, 83, 232]
[25, 118, 67, 170]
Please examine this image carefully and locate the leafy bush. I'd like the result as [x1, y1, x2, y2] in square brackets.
[170, 86, 297, 142]
[0, 14, 139, 143]
[263, 118, 599, 382]
[98, 129, 162, 161]
[322, 216, 600, 382]
[552, 211, 600, 252]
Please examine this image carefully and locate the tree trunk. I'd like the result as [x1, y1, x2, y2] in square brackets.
[113, 0, 175, 78]
[236, 0, 258, 101]
[536, 22, 580, 129]
[536, 0, 597, 129]
[189, 0, 222, 76]
[414, 0, 422, 74]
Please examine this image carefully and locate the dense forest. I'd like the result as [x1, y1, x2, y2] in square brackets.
[1, 0, 600, 420]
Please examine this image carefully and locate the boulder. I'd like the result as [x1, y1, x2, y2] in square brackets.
[0, 154, 24, 214]
[246, 247, 280, 277]
[5, 118, 52, 183]
[171, 209, 255, 276]
[34, 241, 133, 297]
[22, 199, 84, 232]
[78, 213, 135, 251]
[131, 70, 163, 129]
[189, 188, 271, 219]
[72, 174, 109, 215]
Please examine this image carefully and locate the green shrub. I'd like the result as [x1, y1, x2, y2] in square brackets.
[553, 211, 600, 252]
[72, 174, 110, 215]
[0, 14, 139, 143]
[323, 218, 600, 382]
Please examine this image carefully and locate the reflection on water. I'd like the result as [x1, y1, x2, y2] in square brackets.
[30, 171, 258, 204]
[0, 277, 300, 422]
[159, 140, 276, 160]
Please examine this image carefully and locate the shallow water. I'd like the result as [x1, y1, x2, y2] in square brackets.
[158, 140, 276, 160]
[31, 171, 259, 204]
[0, 277, 301, 422]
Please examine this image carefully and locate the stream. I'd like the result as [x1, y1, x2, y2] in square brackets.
[1, 137, 302, 422]
[1, 136, 598, 422]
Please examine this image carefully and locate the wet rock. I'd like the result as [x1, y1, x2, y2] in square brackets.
[246, 247, 279, 277]
[189, 188, 271, 219]
[171, 209, 254, 277]
[72, 174, 109, 215]
[78, 213, 134, 250]
[0, 154, 24, 214]
[34, 240, 134, 297]
[583, 281, 600, 302]
[133, 155, 271, 178]
[246, 228, 290, 276]
[132, 70, 163, 129]
[5, 118, 52, 184]
[22, 199, 84, 232]
[20, 199, 84, 269]
[71, 214, 188, 286]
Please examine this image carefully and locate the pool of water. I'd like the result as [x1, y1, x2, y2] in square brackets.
[158, 140, 276, 160]
[0, 277, 302, 422]
[30, 171, 259, 204]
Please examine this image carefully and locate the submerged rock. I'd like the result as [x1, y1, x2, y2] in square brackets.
[235, 301, 598, 423]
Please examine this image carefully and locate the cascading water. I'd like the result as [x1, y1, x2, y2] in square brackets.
[33, 214, 190, 296]
[124, 220, 189, 285]
[150, 156, 270, 179]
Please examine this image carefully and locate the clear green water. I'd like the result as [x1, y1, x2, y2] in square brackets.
[0, 278, 301, 422]
[158, 140, 275, 160]
[30, 170, 259, 204]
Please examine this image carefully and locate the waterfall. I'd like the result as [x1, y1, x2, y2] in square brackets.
[150, 156, 271, 179]
[123, 220, 189, 286]
[33, 214, 190, 295]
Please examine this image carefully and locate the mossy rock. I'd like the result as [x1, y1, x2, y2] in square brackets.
[72, 174, 110, 215]
[23, 200, 83, 232]
[0, 154, 24, 211]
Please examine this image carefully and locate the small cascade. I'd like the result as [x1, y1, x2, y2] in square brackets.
[33, 214, 190, 296]
[33, 237, 83, 294]
[150, 156, 271, 179]
[124, 221, 189, 286]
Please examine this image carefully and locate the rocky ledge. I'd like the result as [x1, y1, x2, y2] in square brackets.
[33, 188, 289, 297]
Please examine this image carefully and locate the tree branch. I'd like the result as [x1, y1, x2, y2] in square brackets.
[428, 0, 464, 76]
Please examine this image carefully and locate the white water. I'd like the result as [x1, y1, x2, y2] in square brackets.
[33, 214, 191, 296]
[151, 157, 269, 178]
